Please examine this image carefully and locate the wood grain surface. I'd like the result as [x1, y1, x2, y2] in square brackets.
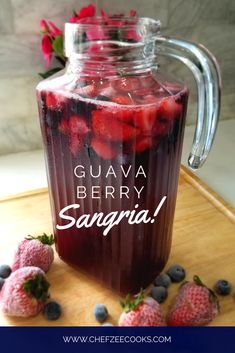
[0, 166, 235, 326]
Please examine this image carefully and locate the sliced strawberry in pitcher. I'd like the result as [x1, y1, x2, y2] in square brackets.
[112, 95, 134, 105]
[46, 92, 67, 110]
[58, 119, 69, 134]
[133, 106, 157, 134]
[91, 137, 117, 159]
[74, 83, 97, 97]
[69, 133, 83, 156]
[112, 77, 140, 92]
[92, 110, 140, 141]
[153, 118, 172, 136]
[157, 97, 182, 120]
[68, 115, 90, 134]
[133, 136, 154, 153]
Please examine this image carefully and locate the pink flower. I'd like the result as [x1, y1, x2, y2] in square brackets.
[48, 21, 62, 37]
[40, 19, 49, 33]
[78, 3, 96, 18]
[86, 26, 108, 40]
[129, 10, 137, 17]
[100, 9, 109, 21]
[41, 34, 53, 68]
[69, 15, 79, 23]
[127, 29, 141, 41]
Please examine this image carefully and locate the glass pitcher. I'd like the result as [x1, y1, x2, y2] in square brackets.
[36, 17, 221, 294]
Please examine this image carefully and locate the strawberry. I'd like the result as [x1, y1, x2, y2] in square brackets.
[46, 92, 67, 110]
[157, 97, 182, 120]
[112, 77, 141, 92]
[133, 136, 155, 153]
[133, 106, 157, 134]
[12, 233, 54, 273]
[152, 118, 172, 136]
[91, 137, 117, 159]
[68, 115, 90, 134]
[0, 266, 50, 317]
[167, 276, 219, 326]
[69, 133, 83, 156]
[118, 289, 165, 326]
[92, 110, 140, 141]
[133, 88, 155, 97]
[74, 83, 97, 97]
[112, 95, 133, 105]
[58, 119, 69, 134]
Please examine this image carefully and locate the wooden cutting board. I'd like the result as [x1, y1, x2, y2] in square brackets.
[0, 166, 235, 326]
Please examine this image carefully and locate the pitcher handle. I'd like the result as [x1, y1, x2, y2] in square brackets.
[155, 36, 221, 170]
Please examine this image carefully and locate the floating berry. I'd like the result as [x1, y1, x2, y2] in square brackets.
[69, 133, 83, 156]
[75, 83, 97, 97]
[92, 110, 140, 142]
[112, 77, 140, 92]
[46, 92, 67, 110]
[91, 137, 117, 160]
[133, 136, 154, 153]
[68, 115, 90, 135]
[157, 97, 182, 120]
[112, 95, 133, 105]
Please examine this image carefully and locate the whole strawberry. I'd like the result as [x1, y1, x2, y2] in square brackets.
[167, 276, 219, 326]
[118, 289, 165, 326]
[12, 233, 54, 273]
[0, 266, 50, 317]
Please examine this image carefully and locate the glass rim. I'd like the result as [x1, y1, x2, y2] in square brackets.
[65, 17, 161, 31]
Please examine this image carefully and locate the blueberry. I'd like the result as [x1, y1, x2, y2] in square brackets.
[151, 286, 168, 303]
[214, 279, 232, 296]
[43, 301, 62, 320]
[93, 304, 108, 322]
[46, 111, 60, 129]
[167, 264, 186, 283]
[154, 273, 171, 288]
[0, 265, 12, 279]
[95, 95, 111, 102]
[102, 323, 114, 326]
[0, 278, 5, 291]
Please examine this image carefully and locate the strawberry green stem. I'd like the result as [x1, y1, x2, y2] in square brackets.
[120, 288, 145, 313]
[25, 233, 54, 245]
[24, 275, 50, 302]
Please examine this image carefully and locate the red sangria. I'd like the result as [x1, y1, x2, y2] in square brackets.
[37, 71, 188, 293]
[36, 18, 221, 294]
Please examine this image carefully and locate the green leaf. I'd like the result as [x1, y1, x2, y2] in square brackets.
[25, 233, 55, 245]
[52, 35, 64, 57]
[24, 275, 50, 302]
[38, 67, 62, 79]
[120, 288, 145, 313]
